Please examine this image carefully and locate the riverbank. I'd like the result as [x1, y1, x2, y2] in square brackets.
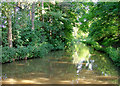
[80, 38, 120, 68]
[1, 42, 54, 63]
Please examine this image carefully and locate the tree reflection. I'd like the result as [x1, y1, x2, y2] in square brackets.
[72, 43, 94, 72]
[71, 42, 118, 84]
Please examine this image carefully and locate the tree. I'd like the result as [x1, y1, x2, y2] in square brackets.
[42, 1, 44, 22]
[32, 2, 35, 30]
[7, 16, 13, 47]
[2, 2, 15, 47]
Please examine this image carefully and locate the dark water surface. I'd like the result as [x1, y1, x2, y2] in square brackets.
[2, 43, 119, 84]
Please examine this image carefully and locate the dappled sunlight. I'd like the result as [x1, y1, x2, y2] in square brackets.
[2, 78, 17, 84]
[2, 78, 41, 84]
[21, 80, 36, 84]
[37, 77, 49, 81]
[59, 80, 71, 83]
[72, 43, 90, 65]
[30, 73, 35, 75]
[73, 27, 78, 38]
[16, 64, 25, 66]
[72, 43, 94, 72]
[2, 76, 116, 84]
[2, 67, 118, 84]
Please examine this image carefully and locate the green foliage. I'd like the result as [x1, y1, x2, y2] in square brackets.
[78, 2, 120, 67]
[2, 42, 53, 63]
[1, 2, 75, 63]
[40, 3, 74, 50]
[79, 2, 119, 47]
[81, 38, 103, 51]
[105, 47, 120, 66]
[2, 2, 74, 49]
[2, 1, 119, 67]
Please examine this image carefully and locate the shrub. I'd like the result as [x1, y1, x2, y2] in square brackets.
[2, 46, 16, 63]
[1, 42, 53, 63]
[105, 47, 120, 66]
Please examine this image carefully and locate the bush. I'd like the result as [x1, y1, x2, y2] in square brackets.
[2, 47, 16, 63]
[1, 42, 53, 63]
[105, 47, 120, 66]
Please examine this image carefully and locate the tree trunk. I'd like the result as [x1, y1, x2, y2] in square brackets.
[7, 16, 13, 48]
[14, 3, 18, 24]
[42, 1, 44, 22]
[48, 3, 52, 37]
[0, 29, 2, 46]
[37, 2, 40, 19]
[32, 2, 35, 30]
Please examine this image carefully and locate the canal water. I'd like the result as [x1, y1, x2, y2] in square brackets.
[2, 43, 119, 84]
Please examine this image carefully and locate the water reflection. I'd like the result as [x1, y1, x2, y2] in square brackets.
[72, 43, 94, 76]
[2, 43, 119, 84]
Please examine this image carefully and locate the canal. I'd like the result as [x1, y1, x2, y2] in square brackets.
[2, 42, 119, 84]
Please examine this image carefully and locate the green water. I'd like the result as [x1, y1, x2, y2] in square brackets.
[2, 43, 119, 84]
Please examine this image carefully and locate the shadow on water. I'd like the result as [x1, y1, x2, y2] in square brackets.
[1, 42, 119, 84]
